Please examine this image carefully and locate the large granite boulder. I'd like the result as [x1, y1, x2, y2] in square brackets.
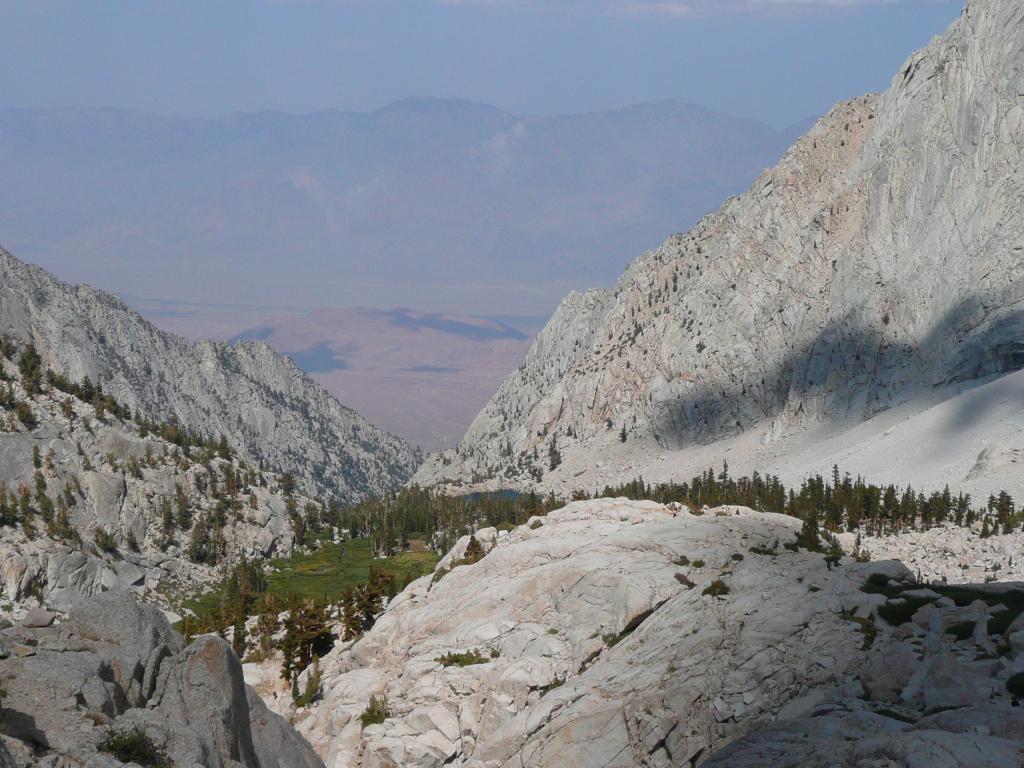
[292, 499, 909, 767]
[0, 589, 324, 768]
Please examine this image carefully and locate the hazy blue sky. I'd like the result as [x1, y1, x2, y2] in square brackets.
[3, 0, 962, 126]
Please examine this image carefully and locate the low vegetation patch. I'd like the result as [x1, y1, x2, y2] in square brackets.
[182, 538, 437, 627]
[435, 649, 492, 667]
[863, 576, 1024, 636]
[538, 674, 566, 696]
[674, 573, 696, 589]
[876, 595, 934, 626]
[292, 658, 322, 708]
[947, 620, 978, 642]
[861, 573, 901, 598]
[929, 585, 1024, 637]
[360, 695, 390, 728]
[94, 528, 117, 553]
[841, 611, 878, 650]
[702, 579, 730, 598]
[99, 728, 171, 768]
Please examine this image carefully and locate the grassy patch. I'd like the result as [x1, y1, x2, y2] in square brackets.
[181, 539, 437, 625]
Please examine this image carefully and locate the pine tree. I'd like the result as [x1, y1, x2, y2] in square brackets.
[341, 589, 362, 641]
[548, 439, 561, 471]
[255, 597, 280, 660]
[464, 534, 484, 564]
[232, 615, 248, 659]
[18, 345, 42, 395]
[280, 600, 332, 682]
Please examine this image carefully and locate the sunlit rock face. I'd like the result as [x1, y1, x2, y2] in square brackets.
[416, 0, 1024, 498]
[0, 248, 420, 503]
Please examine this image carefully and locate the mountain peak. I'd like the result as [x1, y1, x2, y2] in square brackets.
[415, 0, 1024, 499]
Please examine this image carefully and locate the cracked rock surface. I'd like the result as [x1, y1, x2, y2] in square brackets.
[0, 588, 324, 768]
[292, 499, 915, 767]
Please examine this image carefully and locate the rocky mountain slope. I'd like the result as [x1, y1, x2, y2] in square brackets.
[273, 498, 1024, 767]
[0, 249, 420, 501]
[415, 0, 1024, 497]
[0, 589, 324, 767]
[0, 347, 323, 620]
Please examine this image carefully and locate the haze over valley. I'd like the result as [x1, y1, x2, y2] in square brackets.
[131, 296, 544, 450]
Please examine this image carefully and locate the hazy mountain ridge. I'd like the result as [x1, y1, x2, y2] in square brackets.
[0, 99, 804, 315]
[0, 249, 420, 501]
[414, 0, 1024, 495]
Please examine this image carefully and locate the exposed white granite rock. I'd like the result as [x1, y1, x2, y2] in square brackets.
[292, 499, 914, 767]
[0, 355, 321, 620]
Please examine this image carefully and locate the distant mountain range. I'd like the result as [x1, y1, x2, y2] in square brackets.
[0, 99, 810, 316]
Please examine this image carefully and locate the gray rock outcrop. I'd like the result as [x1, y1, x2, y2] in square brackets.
[702, 581, 1024, 768]
[0, 349, 323, 620]
[0, 588, 325, 768]
[267, 499, 1024, 767]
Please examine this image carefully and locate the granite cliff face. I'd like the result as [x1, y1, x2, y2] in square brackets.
[416, 0, 1024, 492]
[0, 249, 420, 501]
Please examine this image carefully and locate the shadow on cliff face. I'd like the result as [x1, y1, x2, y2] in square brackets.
[650, 300, 1024, 449]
